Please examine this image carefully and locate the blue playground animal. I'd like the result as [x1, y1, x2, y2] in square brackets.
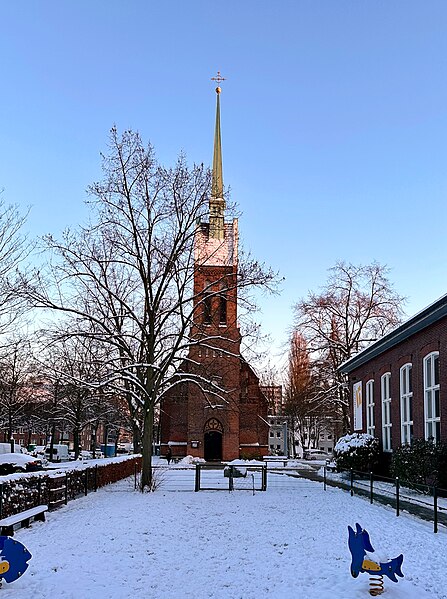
[348, 523, 403, 595]
[0, 536, 32, 584]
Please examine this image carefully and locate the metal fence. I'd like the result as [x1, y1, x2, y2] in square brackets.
[148, 464, 267, 493]
[150, 463, 323, 493]
[324, 466, 447, 533]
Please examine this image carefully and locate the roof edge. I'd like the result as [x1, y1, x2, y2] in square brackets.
[339, 292, 447, 374]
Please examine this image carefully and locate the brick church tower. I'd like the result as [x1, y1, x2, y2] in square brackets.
[160, 81, 269, 461]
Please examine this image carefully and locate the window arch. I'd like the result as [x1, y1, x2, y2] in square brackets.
[400, 363, 413, 445]
[424, 352, 440, 442]
[204, 418, 224, 433]
[219, 282, 227, 326]
[366, 379, 375, 437]
[381, 372, 392, 452]
[203, 280, 212, 325]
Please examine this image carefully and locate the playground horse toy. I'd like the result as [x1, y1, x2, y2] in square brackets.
[348, 523, 404, 596]
[0, 536, 32, 586]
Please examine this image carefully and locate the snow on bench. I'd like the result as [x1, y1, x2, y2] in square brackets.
[0, 504, 48, 536]
[263, 456, 288, 467]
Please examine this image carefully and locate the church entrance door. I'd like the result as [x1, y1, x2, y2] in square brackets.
[204, 431, 222, 461]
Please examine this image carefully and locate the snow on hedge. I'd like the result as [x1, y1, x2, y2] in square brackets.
[334, 433, 375, 454]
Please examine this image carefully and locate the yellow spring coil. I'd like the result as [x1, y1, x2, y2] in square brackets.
[369, 574, 384, 596]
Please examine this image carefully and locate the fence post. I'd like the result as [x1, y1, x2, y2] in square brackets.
[323, 465, 326, 491]
[65, 473, 69, 505]
[395, 477, 400, 517]
[0, 483, 3, 518]
[84, 470, 88, 496]
[262, 464, 267, 491]
[228, 466, 234, 492]
[94, 465, 98, 492]
[369, 472, 374, 504]
[37, 478, 42, 505]
[194, 464, 201, 492]
[433, 486, 438, 534]
[350, 469, 354, 497]
[134, 461, 138, 490]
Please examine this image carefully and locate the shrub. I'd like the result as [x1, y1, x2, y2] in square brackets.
[391, 439, 447, 489]
[333, 433, 380, 472]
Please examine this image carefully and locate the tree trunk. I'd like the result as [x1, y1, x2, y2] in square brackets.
[91, 423, 98, 458]
[140, 401, 154, 491]
[7, 412, 13, 444]
[103, 424, 109, 456]
[49, 421, 56, 461]
[132, 422, 141, 453]
[73, 428, 80, 459]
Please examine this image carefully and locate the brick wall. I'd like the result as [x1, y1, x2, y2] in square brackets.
[348, 317, 447, 449]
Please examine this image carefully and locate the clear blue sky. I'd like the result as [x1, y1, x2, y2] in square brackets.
[1, 1, 446, 365]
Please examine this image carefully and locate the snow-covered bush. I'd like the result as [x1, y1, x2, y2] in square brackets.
[333, 433, 380, 472]
[178, 455, 206, 466]
[391, 439, 447, 489]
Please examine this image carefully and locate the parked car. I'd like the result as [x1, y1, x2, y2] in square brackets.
[303, 449, 330, 461]
[45, 444, 70, 462]
[0, 442, 23, 455]
[0, 452, 46, 475]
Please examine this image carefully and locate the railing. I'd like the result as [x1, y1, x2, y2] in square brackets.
[198, 463, 267, 492]
[324, 466, 447, 533]
[147, 463, 268, 492]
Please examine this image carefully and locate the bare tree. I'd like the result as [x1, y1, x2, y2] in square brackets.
[0, 194, 32, 341]
[20, 128, 278, 490]
[284, 332, 314, 454]
[0, 338, 36, 443]
[293, 261, 405, 432]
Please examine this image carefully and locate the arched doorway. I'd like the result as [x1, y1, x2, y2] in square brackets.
[204, 418, 223, 461]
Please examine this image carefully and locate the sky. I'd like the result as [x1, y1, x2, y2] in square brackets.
[4, 460, 446, 598]
[1, 1, 447, 369]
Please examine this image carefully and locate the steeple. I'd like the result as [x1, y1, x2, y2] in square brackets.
[209, 72, 226, 240]
[212, 88, 223, 199]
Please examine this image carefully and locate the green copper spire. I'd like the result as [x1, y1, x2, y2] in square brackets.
[209, 75, 226, 240]
[211, 90, 223, 199]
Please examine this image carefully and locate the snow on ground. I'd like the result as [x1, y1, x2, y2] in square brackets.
[2, 467, 446, 599]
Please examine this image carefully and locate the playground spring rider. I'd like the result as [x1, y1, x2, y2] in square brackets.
[0, 536, 32, 587]
[348, 523, 404, 596]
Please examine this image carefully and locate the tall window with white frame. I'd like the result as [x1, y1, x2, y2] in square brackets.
[366, 379, 375, 437]
[424, 352, 440, 442]
[400, 363, 413, 445]
[381, 372, 392, 451]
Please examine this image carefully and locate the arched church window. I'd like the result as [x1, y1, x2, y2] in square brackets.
[204, 418, 224, 433]
[219, 282, 227, 325]
[203, 280, 212, 324]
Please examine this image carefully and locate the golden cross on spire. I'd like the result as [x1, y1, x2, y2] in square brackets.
[211, 70, 226, 94]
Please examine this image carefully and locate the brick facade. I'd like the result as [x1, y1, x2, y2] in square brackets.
[340, 295, 447, 452]
[160, 219, 269, 461]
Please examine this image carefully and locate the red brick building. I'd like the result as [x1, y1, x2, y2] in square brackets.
[340, 294, 447, 453]
[159, 85, 269, 461]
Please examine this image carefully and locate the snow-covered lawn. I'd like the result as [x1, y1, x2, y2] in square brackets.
[3, 468, 445, 599]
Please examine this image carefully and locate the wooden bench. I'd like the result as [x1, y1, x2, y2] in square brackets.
[263, 457, 288, 467]
[0, 504, 48, 536]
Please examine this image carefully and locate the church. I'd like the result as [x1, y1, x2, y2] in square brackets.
[160, 81, 269, 462]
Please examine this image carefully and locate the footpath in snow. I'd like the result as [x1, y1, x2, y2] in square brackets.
[2, 466, 445, 599]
